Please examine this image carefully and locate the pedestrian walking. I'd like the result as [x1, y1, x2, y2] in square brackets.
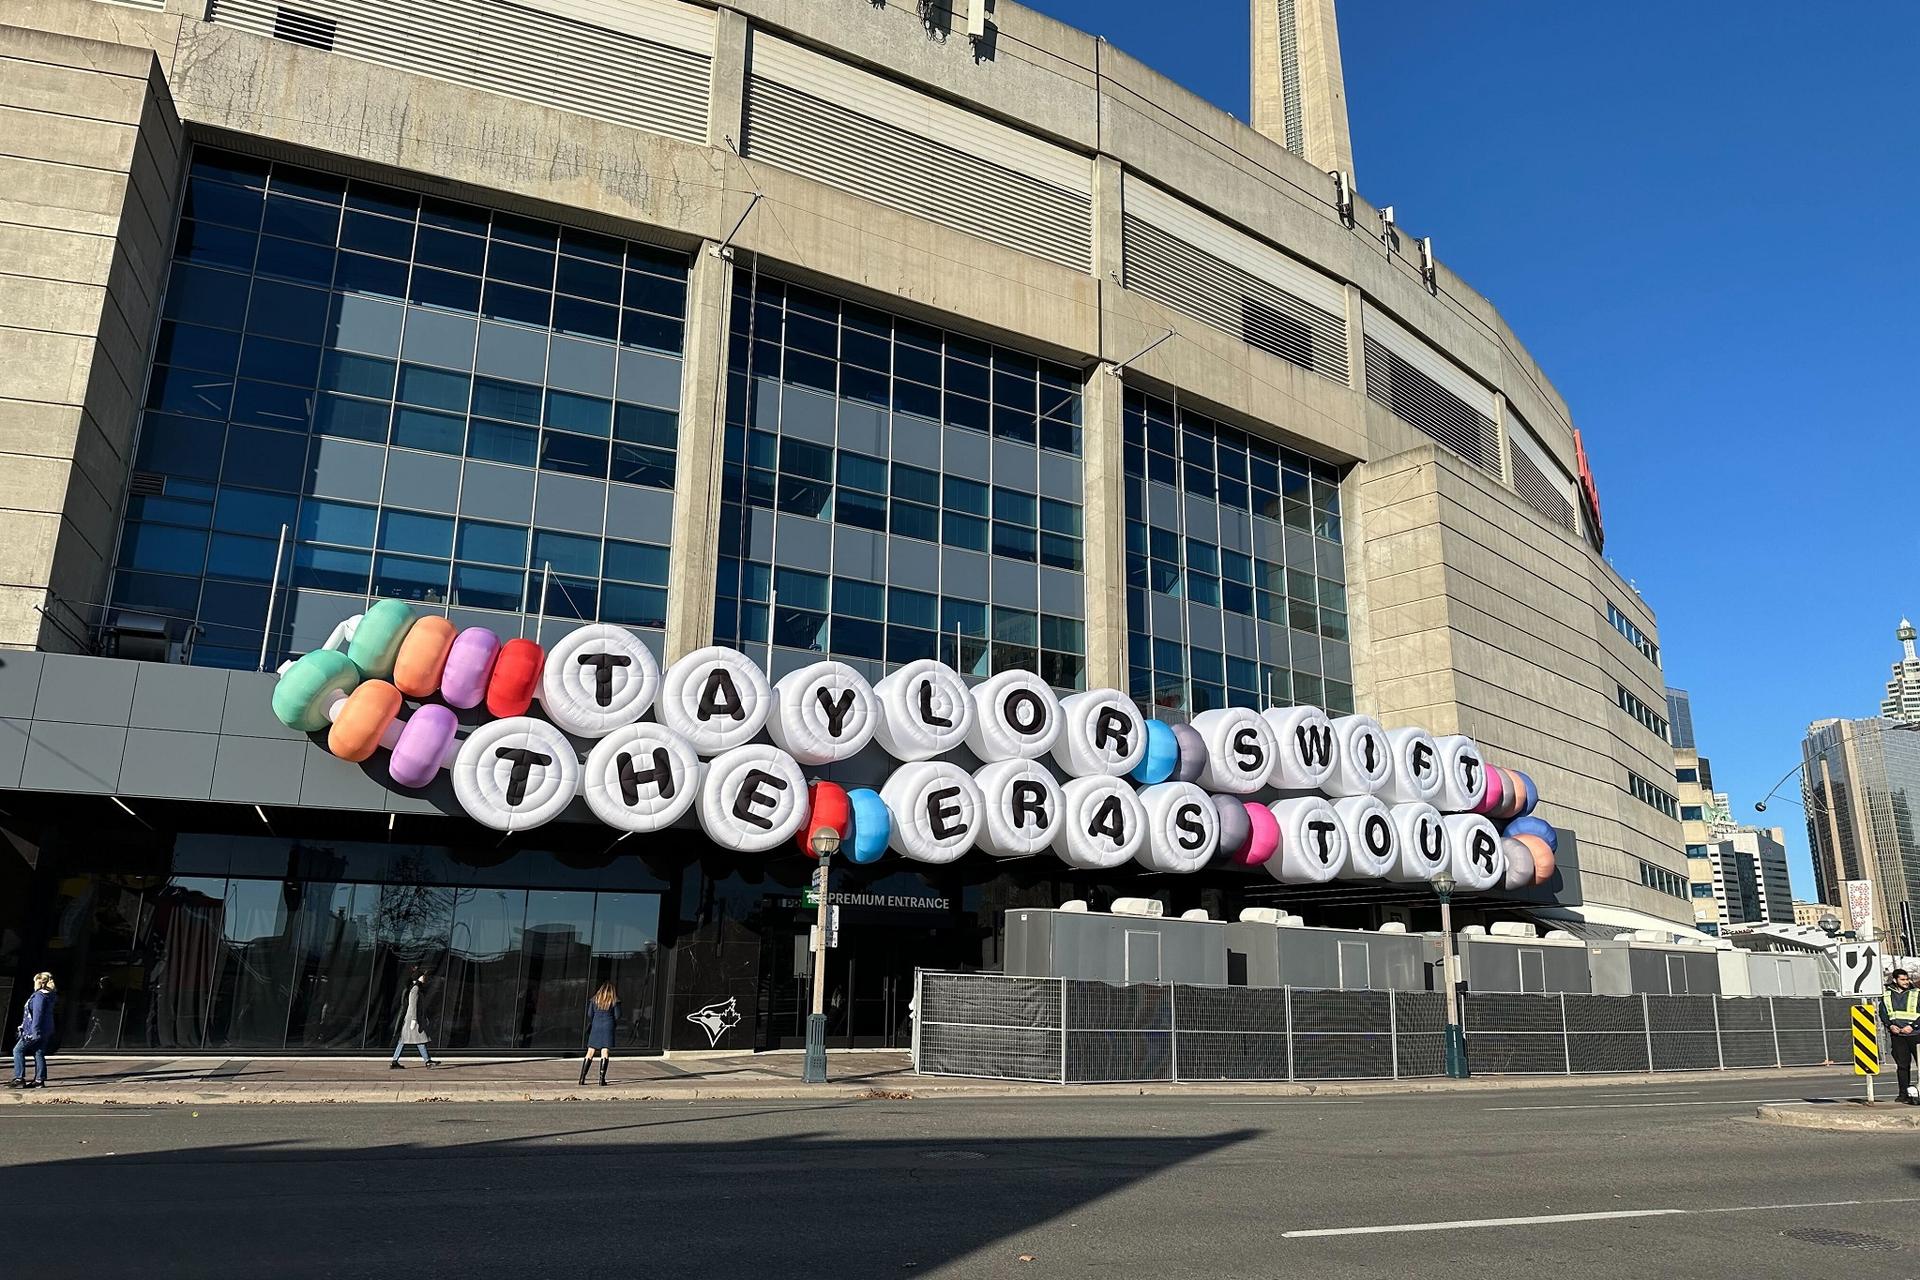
[8, 972, 58, 1089]
[389, 968, 440, 1070]
[1881, 967, 1920, 1103]
[579, 982, 620, 1087]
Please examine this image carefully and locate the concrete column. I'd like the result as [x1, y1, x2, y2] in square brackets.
[1343, 282, 1366, 397]
[1080, 367, 1128, 691]
[708, 7, 749, 149]
[661, 245, 736, 662]
[0, 28, 182, 652]
[1079, 153, 1129, 691]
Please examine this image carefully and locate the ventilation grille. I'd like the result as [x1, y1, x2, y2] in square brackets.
[1510, 436, 1575, 533]
[209, 0, 712, 142]
[128, 472, 167, 497]
[742, 39, 1093, 273]
[1122, 213, 1347, 383]
[271, 5, 337, 50]
[1363, 334, 1499, 474]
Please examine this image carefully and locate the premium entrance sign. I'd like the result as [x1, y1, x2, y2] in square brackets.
[270, 601, 1556, 883]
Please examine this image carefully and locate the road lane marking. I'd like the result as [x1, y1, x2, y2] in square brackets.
[1484, 1097, 1808, 1111]
[1283, 1196, 1920, 1239]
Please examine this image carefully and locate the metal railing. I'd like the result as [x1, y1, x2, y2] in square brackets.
[912, 972, 1865, 1084]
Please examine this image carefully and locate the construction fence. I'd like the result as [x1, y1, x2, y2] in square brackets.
[911, 971, 1865, 1084]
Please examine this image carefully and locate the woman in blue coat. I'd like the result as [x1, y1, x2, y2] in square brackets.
[9, 972, 57, 1089]
[578, 983, 620, 1086]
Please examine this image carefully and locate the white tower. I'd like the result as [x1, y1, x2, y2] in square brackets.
[1882, 618, 1920, 726]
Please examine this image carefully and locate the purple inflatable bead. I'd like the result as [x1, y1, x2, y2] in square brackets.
[1212, 794, 1252, 861]
[1169, 723, 1208, 784]
[389, 703, 457, 789]
[441, 627, 501, 709]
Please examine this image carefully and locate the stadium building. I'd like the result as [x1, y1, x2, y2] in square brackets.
[0, 0, 1686, 1054]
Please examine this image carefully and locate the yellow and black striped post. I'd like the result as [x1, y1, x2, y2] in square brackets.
[1852, 1003, 1881, 1102]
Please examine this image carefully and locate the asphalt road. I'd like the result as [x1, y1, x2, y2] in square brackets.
[3, 1071, 1915, 1279]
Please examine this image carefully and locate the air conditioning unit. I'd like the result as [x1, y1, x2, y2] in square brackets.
[1238, 907, 1285, 925]
[1058, 899, 1089, 913]
[1111, 897, 1164, 918]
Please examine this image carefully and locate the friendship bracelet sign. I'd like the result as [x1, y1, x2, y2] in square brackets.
[270, 600, 1557, 886]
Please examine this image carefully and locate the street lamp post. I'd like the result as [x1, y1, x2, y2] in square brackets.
[1433, 869, 1469, 1079]
[802, 825, 841, 1085]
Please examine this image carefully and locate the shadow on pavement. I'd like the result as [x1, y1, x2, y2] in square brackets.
[0, 1124, 1260, 1278]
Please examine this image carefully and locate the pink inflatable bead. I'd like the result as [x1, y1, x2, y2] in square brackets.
[1476, 766, 1505, 815]
[1238, 801, 1280, 868]
[441, 627, 501, 709]
[389, 703, 457, 789]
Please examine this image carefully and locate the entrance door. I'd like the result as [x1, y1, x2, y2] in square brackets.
[761, 921, 965, 1050]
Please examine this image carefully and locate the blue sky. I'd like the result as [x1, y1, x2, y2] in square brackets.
[1032, 0, 1917, 897]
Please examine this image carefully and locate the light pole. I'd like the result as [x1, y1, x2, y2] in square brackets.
[802, 825, 841, 1084]
[1433, 869, 1469, 1078]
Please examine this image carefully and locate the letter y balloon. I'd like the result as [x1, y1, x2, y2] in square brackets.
[270, 601, 1552, 886]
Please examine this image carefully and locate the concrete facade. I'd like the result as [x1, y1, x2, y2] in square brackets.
[1249, 0, 1354, 178]
[1, 17, 184, 653]
[0, 0, 1682, 921]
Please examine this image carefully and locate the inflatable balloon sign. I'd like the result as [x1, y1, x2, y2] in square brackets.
[271, 601, 1557, 885]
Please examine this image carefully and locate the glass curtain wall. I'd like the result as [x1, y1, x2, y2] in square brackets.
[39, 869, 662, 1053]
[714, 272, 1089, 689]
[114, 147, 688, 667]
[1122, 388, 1352, 717]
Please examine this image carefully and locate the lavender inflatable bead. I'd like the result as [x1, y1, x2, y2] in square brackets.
[389, 704, 458, 788]
[441, 627, 501, 709]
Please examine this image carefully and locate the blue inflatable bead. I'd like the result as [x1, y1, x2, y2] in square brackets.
[846, 787, 892, 864]
[1504, 815, 1557, 851]
[1132, 719, 1179, 785]
[1514, 771, 1539, 816]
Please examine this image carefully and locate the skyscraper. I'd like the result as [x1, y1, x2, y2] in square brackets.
[1704, 827, 1795, 928]
[1882, 619, 1920, 726]
[1802, 717, 1920, 946]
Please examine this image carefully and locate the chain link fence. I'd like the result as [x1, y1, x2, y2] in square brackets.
[913, 971, 1864, 1084]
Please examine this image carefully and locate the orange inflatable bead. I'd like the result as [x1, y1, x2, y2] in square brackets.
[1515, 833, 1556, 885]
[392, 615, 457, 698]
[328, 680, 402, 763]
[486, 638, 545, 718]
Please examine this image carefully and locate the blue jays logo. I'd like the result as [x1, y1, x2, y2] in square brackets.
[687, 997, 742, 1046]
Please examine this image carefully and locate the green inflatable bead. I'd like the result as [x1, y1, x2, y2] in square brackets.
[346, 598, 417, 680]
[272, 648, 362, 732]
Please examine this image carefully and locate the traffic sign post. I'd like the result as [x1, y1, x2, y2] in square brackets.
[1852, 1003, 1881, 1105]
[1841, 943, 1883, 999]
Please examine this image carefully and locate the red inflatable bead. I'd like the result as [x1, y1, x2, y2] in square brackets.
[486, 638, 545, 718]
[798, 781, 852, 857]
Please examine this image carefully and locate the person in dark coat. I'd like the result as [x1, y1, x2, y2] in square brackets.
[579, 982, 620, 1086]
[9, 972, 57, 1089]
[389, 969, 439, 1070]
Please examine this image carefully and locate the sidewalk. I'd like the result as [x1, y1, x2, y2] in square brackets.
[0, 1052, 1859, 1106]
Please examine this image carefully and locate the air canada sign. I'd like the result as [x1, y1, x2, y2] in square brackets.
[270, 600, 1560, 888]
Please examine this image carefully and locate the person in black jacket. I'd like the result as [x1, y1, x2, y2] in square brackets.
[579, 983, 620, 1087]
[9, 973, 58, 1089]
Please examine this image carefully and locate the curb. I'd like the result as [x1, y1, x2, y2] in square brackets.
[1754, 1102, 1920, 1131]
[1, 1065, 1854, 1107]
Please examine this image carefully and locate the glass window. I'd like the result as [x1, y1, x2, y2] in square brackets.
[603, 539, 668, 585]
[531, 529, 600, 577]
[379, 510, 455, 558]
[456, 520, 527, 566]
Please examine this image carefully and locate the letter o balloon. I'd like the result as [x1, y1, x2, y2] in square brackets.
[965, 670, 1062, 762]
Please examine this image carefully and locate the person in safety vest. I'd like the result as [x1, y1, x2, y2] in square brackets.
[1880, 968, 1920, 1104]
